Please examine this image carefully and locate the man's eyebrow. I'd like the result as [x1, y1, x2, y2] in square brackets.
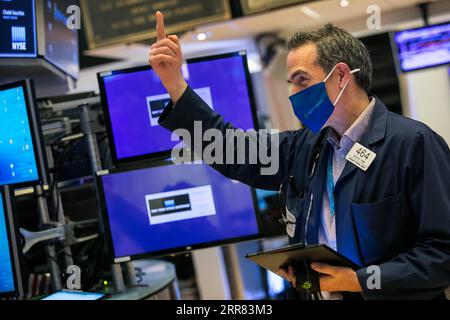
[287, 69, 309, 83]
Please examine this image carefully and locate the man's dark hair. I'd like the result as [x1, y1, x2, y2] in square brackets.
[287, 24, 373, 93]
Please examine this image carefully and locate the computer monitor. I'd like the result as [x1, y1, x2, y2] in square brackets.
[42, 0, 79, 79]
[393, 22, 450, 73]
[0, 186, 24, 298]
[0, 79, 48, 187]
[97, 161, 261, 263]
[98, 51, 258, 165]
[0, 0, 37, 58]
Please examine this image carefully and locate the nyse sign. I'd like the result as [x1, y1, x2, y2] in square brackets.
[11, 26, 27, 51]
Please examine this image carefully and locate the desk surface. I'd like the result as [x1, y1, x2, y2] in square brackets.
[107, 260, 176, 300]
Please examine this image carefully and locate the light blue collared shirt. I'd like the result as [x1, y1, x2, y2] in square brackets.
[318, 97, 376, 300]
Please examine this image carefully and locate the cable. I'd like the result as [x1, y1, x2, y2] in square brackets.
[87, 237, 108, 291]
[303, 259, 316, 301]
[48, 138, 81, 220]
[97, 132, 108, 144]
[98, 132, 111, 168]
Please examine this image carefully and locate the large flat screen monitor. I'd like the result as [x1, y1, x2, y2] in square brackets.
[393, 22, 450, 72]
[98, 51, 258, 165]
[97, 161, 261, 263]
[43, 0, 79, 79]
[0, 186, 24, 298]
[0, 80, 47, 187]
[0, 0, 37, 58]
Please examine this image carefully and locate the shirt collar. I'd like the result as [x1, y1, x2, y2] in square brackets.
[327, 97, 377, 155]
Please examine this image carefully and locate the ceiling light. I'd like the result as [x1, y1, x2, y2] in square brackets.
[301, 6, 321, 19]
[340, 0, 350, 7]
[196, 32, 208, 41]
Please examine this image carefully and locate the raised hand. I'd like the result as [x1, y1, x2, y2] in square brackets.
[149, 11, 187, 103]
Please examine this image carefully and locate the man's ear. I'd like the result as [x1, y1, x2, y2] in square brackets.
[336, 63, 351, 89]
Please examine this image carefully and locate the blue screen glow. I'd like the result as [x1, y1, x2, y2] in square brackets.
[101, 54, 255, 162]
[0, 85, 39, 186]
[394, 23, 450, 72]
[0, 192, 15, 295]
[0, 0, 37, 58]
[101, 163, 259, 260]
[42, 290, 105, 300]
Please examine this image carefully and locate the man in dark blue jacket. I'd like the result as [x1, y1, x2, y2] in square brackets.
[149, 11, 450, 299]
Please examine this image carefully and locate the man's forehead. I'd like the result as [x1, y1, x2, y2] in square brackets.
[287, 43, 319, 73]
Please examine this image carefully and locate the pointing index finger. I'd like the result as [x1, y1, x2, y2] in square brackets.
[156, 11, 166, 42]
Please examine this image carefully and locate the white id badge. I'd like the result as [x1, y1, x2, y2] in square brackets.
[346, 142, 377, 171]
[286, 208, 296, 238]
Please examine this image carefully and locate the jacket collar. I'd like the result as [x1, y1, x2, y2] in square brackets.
[364, 96, 389, 147]
[335, 97, 389, 187]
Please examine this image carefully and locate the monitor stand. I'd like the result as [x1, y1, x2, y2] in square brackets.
[111, 261, 142, 291]
[79, 103, 127, 293]
[111, 264, 126, 292]
[124, 261, 137, 286]
[107, 259, 180, 300]
[35, 184, 63, 291]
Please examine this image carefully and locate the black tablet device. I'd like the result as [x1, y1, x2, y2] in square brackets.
[246, 243, 361, 276]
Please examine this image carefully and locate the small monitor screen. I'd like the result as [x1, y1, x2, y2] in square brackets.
[98, 52, 257, 163]
[41, 290, 106, 300]
[44, 0, 79, 79]
[0, 191, 15, 296]
[99, 162, 260, 261]
[394, 22, 450, 72]
[0, 0, 37, 58]
[0, 84, 40, 186]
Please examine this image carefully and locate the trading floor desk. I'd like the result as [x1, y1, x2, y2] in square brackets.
[108, 260, 180, 300]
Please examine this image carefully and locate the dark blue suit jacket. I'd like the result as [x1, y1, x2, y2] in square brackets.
[159, 86, 450, 300]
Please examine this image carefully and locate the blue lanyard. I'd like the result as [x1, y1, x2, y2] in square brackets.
[327, 151, 336, 218]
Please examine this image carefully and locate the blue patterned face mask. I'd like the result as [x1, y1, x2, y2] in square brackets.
[289, 65, 360, 133]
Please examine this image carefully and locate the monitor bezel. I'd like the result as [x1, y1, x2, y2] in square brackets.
[0, 186, 25, 298]
[0, 79, 49, 188]
[96, 159, 264, 264]
[97, 51, 260, 167]
[392, 21, 450, 73]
